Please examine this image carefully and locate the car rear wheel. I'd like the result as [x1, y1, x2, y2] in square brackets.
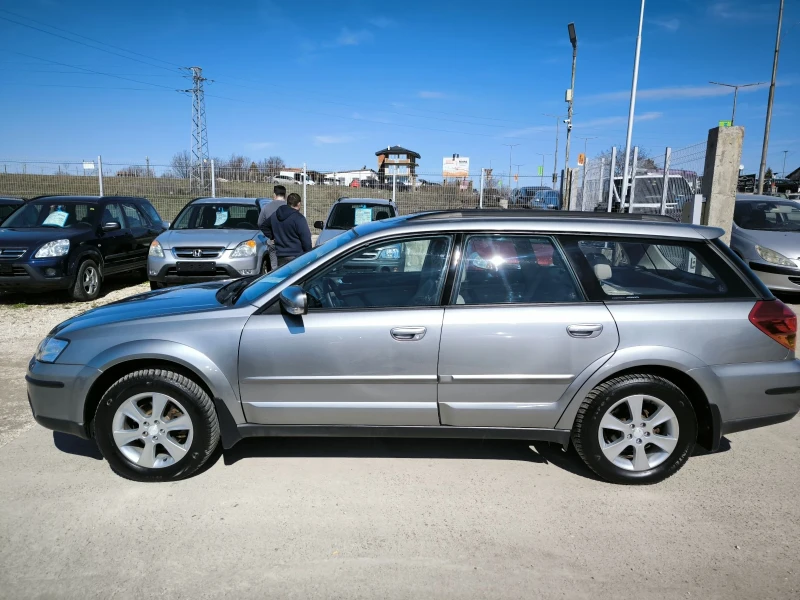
[572, 374, 696, 485]
[94, 369, 220, 482]
[69, 259, 101, 301]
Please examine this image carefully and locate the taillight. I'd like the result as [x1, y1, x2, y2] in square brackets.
[748, 300, 797, 351]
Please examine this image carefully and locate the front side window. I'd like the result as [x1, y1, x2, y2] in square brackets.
[454, 235, 581, 305]
[326, 203, 396, 230]
[121, 203, 144, 228]
[101, 203, 125, 227]
[566, 237, 754, 300]
[303, 235, 453, 309]
[172, 203, 260, 230]
[3, 201, 95, 229]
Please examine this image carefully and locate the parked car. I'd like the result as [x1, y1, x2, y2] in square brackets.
[0, 197, 25, 225]
[1, 195, 166, 301]
[731, 194, 800, 292]
[511, 186, 553, 206]
[27, 210, 799, 483]
[531, 190, 561, 210]
[148, 197, 270, 290]
[314, 198, 397, 245]
[271, 175, 296, 186]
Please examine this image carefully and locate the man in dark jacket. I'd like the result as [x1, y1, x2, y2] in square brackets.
[264, 193, 312, 267]
[258, 185, 287, 270]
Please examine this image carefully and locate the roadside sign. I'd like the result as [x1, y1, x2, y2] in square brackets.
[537, 166, 544, 176]
[719, 120, 732, 128]
[514, 174, 519, 182]
[577, 153, 586, 166]
[82, 161, 95, 170]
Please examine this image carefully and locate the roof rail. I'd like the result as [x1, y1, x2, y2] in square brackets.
[406, 209, 678, 222]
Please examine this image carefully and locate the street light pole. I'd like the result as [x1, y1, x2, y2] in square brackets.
[544, 114, 564, 192]
[709, 81, 766, 124]
[536, 153, 550, 187]
[620, 0, 646, 210]
[564, 22, 578, 208]
[759, 0, 784, 195]
[782, 150, 788, 178]
[513, 163, 524, 190]
[502, 143, 519, 190]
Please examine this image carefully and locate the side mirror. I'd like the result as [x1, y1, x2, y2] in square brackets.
[279, 285, 307, 316]
[102, 221, 121, 232]
[162, 221, 171, 229]
[313, 220, 324, 229]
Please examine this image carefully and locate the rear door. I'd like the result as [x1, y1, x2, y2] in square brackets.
[437, 233, 619, 428]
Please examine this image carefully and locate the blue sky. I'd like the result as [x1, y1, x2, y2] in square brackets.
[0, 0, 798, 179]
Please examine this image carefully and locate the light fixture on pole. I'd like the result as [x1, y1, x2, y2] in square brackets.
[620, 0, 646, 212]
[758, 0, 785, 195]
[502, 143, 520, 190]
[709, 81, 766, 125]
[563, 22, 578, 208]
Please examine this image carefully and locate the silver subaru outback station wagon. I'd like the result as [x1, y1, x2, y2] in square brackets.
[27, 211, 800, 484]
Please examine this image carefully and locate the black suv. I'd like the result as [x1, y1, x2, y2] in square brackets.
[0, 195, 167, 301]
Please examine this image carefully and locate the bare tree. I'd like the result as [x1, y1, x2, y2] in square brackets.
[595, 145, 658, 176]
[258, 156, 286, 177]
[170, 150, 192, 179]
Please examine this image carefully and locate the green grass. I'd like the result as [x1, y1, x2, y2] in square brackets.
[0, 173, 492, 226]
[10, 302, 27, 309]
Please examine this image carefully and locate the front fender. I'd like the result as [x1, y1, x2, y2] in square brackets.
[555, 345, 710, 430]
[86, 339, 245, 424]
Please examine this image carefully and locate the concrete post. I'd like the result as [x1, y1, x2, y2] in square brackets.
[700, 126, 745, 245]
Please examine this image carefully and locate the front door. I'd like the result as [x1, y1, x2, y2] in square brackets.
[121, 202, 156, 268]
[437, 233, 619, 428]
[238, 234, 454, 425]
[97, 202, 131, 274]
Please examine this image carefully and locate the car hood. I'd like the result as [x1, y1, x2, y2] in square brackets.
[316, 228, 346, 246]
[158, 229, 258, 249]
[52, 282, 230, 336]
[0, 226, 91, 245]
[734, 228, 800, 259]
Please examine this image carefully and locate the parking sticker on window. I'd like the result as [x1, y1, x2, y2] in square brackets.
[214, 209, 229, 226]
[354, 207, 372, 226]
[42, 209, 68, 227]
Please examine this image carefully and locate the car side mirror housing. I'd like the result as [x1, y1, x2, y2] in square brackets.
[162, 221, 170, 229]
[102, 221, 121, 232]
[279, 285, 307, 316]
[313, 220, 324, 229]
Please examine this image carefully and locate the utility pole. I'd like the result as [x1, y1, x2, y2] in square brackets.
[759, 0, 784, 195]
[179, 66, 211, 194]
[620, 0, 646, 209]
[709, 81, 766, 125]
[564, 23, 578, 208]
[782, 150, 788, 178]
[502, 143, 520, 190]
[544, 114, 565, 191]
[513, 163, 524, 190]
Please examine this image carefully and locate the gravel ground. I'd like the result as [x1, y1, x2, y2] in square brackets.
[0, 280, 798, 599]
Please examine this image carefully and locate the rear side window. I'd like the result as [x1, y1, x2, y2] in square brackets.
[561, 237, 755, 301]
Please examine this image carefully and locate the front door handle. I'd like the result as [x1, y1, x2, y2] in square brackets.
[391, 326, 427, 341]
[567, 324, 603, 339]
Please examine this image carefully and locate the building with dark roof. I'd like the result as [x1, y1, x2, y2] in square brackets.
[375, 145, 420, 185]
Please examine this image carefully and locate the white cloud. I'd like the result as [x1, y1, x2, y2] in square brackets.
[333, 28, 373, 47]
[709, 2, 770, 21]
[585, 84, 767, 103]
[418, 91, 446, 99]
[314, 135, 355, 145]
[503, 112, 662, 138]
[368, 17, 394, 28]
[245, 142, 274, 150]
[649, 17, 680, 32]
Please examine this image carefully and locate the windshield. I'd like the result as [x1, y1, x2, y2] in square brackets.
[2, 201, 96, 228]
[234, 230, 358, 305]
[734, 200, 800, 231]
[326, 203, 396, 230]
[172, 203, 260, 230]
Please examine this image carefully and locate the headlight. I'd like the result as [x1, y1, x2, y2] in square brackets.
[755, 245, 796, 267]
[148, 240, 164, 258]
[35, 337, 69, 363]
[231, 240, 257, 258]
[34, 239, 69, 258]
[377, 245, 401, 259]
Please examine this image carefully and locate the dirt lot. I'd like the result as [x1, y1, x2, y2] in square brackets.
[0, 280, 798, 599]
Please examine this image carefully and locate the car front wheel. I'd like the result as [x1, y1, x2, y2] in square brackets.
[94, 369, 220, 482]
[572, 374, 697, 485]
[70, 259, 101, 301]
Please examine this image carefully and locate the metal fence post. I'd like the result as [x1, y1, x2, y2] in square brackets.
[627, 146, 639, 212]
[211, 159, 216, 198]
[479, 168, 485, 208]
[607, 147, 617, 212]
[392, 166, 396, 204]
[302, 162, 307, 218]
[97, 155, 104, 196]
[659, 147, 671, 215]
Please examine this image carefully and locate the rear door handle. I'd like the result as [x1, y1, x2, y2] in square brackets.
[567, 324, 603, 338]
[391, 326, 427, 341]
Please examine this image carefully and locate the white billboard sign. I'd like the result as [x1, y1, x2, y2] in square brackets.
[443, 156, 470, 178]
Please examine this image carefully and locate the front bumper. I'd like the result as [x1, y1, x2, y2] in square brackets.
[0, 258, 72, 291]
[26, 358, 102, 440]
[748, 261, 800, 292]
[148, 252, 261, 285]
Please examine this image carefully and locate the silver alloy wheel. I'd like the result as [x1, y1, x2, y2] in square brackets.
[111, 392, 194, 469]
[83, 266, 99, 296]
[597, 394, 680, 471]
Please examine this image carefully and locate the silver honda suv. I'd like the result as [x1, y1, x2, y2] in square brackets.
[27, 210, 800, 484]
[148, 197, 270, 289]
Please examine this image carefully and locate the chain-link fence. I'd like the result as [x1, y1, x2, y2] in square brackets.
[0, 158, 567, 227]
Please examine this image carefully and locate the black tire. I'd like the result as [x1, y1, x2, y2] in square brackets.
[260, 256, 269, 274]
[572, 374, 697, 485]
[150, 281, 165, 291]
[69, 259, 101, 301]
[94, 369, 220, 482]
